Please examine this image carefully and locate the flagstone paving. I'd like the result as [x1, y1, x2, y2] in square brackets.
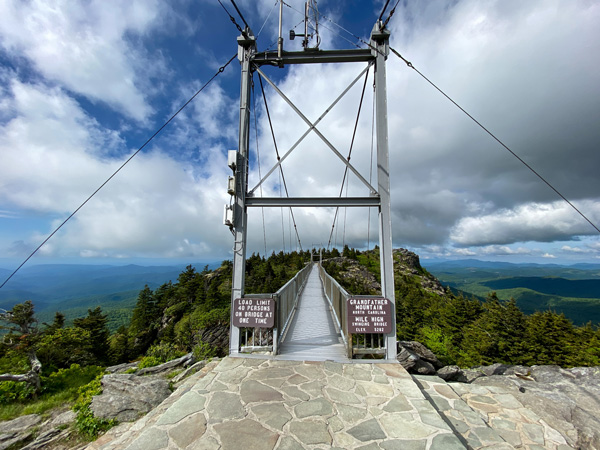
[87, 357, 574, 450]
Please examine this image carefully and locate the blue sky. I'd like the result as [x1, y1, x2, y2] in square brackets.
[0, 0, 599, 270]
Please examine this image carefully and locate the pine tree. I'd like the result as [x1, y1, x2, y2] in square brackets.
[74, 307, 111, 365]
[0, 301, 42, 393]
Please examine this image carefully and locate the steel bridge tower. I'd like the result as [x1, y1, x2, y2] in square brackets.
[228, 16, 397, 360]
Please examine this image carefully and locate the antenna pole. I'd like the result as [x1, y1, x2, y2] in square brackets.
[278, 0, 283, 58]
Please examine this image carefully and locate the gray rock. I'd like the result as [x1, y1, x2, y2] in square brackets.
[0, 414, 41, 434]
[91, 374, 171, 422]
[105, 361, 139, 374]
[473, 365, 600, 449]
[397, 341, 440, 375]
[437, 365, 463, 382]
[136, 353, 195, 375]
[474, 363, 511, 377]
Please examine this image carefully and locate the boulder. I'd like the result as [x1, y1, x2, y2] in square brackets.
[91, 374, 171, 422]
[397, 341, 442, 375]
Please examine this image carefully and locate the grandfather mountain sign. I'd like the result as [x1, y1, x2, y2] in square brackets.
[347, 297, 392, 334]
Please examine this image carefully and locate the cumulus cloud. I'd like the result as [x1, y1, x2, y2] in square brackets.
[450, 201, 600, 246]
[0, 0, 166, 121]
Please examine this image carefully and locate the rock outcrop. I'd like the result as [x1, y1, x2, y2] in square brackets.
[470, 365, 600, 449]
[91, 374, 172, 422]
[0, 410, 78, 450]
[393, 248, 447, 296]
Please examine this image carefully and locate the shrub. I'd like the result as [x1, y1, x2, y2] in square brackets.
[72, 375, 117, 440]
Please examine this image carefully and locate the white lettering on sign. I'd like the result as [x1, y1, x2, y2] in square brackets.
[233, 298, 276, 328]
[347, 297, 392, 334]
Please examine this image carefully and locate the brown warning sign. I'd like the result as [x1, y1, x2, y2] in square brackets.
[347, 297, 392, 334]
[233, 298, 276, 328]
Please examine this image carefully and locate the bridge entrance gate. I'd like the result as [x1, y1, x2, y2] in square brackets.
[228, 12, 397, 360]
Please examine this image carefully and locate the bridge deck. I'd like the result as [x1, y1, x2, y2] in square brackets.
[278, 264, 348, 361]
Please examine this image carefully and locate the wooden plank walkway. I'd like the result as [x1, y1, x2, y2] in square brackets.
[278, 264, 348, 361]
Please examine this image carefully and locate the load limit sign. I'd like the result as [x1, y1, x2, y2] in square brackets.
[347, 297, 392, 334]
[233, 298, 276, 328]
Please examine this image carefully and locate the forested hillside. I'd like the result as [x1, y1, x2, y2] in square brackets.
[1, 248, 599, 425]
[323, 248, 600, 368]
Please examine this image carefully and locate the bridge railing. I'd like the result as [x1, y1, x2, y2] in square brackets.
[240, 263, 311, 355]
[318, 263, 386, 358]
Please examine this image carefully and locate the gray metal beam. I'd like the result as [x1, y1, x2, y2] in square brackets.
[253, 49, 373, 66]
[246, 196, 380, 208]
[229, 31, 256, 356]
[371, 23, 397, 361]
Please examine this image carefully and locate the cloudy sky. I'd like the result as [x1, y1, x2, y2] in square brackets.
[0, 0, 599, 270]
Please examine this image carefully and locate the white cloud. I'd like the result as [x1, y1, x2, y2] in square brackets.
[542, 253, 556, 259]
[0, 0, 166, 121]
[450, 201, 600, 246]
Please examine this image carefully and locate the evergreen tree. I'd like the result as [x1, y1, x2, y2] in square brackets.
[74, 307, 111, 365]
[0, 301, 42, 393]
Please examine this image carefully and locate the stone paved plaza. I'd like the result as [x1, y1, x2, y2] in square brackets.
[87, 357, 575, 450]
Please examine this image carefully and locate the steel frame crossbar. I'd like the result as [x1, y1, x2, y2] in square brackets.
[250, 63, 373, 195]
[254, 66, 377, 195]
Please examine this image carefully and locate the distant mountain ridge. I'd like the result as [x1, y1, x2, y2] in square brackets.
[0, 263, 218, 314]
[426, 259, 600, 325]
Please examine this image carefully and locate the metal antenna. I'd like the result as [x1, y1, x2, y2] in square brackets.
[289, 1, 320, 50]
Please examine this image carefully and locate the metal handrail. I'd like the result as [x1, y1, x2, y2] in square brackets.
[318, 263, 351, 355]
[318, 263, 387, 358]
[244, 263, 311, 354]
[275, 263, 311, 349]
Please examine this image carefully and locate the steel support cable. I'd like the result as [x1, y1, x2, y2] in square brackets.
[252, 82, 268, 257]
[367, 81, 376, 250]
[255, 66, 377, 194]
[381, 0, 401, 29]
[217, 0, 249, 38]
[378, 0, 392, 22]
[229, 0, 250, 30]
[0, 54, 237, 291]
[389, 46, 600, 235]
[327, 67, 370, 249]
[279, 5, 600, 237]
[257, 74, 303, 252]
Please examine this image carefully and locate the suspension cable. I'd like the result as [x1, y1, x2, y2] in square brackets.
[378, 0, 391, 22]
[0, 54, 237, 291]
[252, 82, 268, 257]
[229, 0, 250, 30]
[389, 46, 600, 235]
[367, 80, 376, 251]
[299, 0, 600, 237]
[257, 74, 303, 252]
[327, 66, 370, 249]
[381, 0, 401, 29]
[217, 0, 249, 38]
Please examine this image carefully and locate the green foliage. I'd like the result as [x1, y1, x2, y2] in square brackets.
[73, 307, 111, 366]
[43, 364, 104, 395]
[37, 327, 94, 372]
[192, 341, 218, 361]
[0, 364, 104, 421]
[145, 342, 186, 363]
[0, 380, 36, 404]
[323, 248, 600, 369]
[73, 375, 117, 439]
[137, 356, 162, 369]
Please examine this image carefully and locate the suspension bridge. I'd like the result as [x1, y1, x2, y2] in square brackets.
[1, 0, 597, 364]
